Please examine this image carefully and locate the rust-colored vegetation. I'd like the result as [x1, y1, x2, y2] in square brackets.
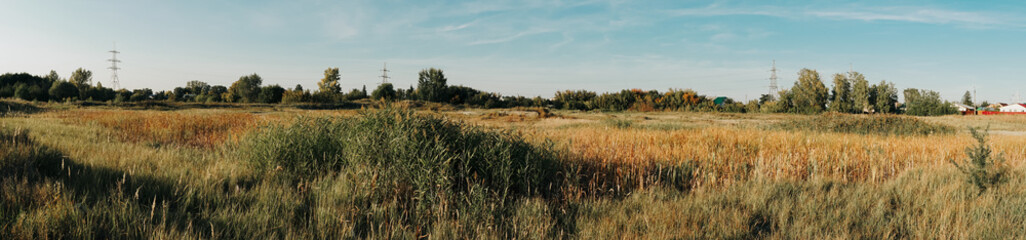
[55, 110, 266, 148]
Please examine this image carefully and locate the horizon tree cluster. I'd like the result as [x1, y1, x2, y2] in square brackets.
[0, 67, 959, 115]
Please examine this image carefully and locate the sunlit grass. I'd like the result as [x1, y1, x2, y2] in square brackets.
[4, 106, 1026, 238]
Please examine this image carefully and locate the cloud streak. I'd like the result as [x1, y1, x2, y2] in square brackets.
[665, 4, 1023, 29]
[807, 8, 1013, 28]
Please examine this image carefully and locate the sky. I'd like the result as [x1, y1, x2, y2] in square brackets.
[2, 0, 1026, 102]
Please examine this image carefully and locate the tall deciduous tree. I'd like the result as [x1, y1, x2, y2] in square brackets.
[371, 83, 396, 101]
[186, 80, 211, 94]
[828, 73, 853, 113]
[48, 81, 78, 101]
[417, 68, 449, 102]
[44, 70, 60, 83]
[69, 68, 92, 87]
[791, 68, 829, 114]
[850, 71, 871, 113]
[318, 67, 341, 94]
[228, 74, 263, 103]
[873, 80, 898, 114]
[905, 88, 957, 116]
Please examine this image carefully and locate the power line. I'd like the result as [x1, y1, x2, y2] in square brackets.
[768, 60, 778, 96]
[108, 42, 121, 89]
[380, 62, 390, 85]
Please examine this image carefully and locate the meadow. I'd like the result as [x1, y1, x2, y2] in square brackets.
[2, 99, 1026, 239]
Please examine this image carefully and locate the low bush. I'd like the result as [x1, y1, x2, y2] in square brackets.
[950, 127, 1008, 193]
[774, 113, 955, 136]
[239, 108, 560, 236]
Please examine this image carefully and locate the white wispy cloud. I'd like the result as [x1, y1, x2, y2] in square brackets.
[665, 3, 1022, 29]
[808, 8, 1011, 27]
[438, 21, 476, 32]
[468, 28, 553, 45]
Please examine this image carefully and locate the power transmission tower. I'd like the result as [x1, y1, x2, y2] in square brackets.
[108, 42, 121, 89]
[768, 60, 778, 96]
[379, 62, 390, 85]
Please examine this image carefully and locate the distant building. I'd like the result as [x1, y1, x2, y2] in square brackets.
[952, 103, 974, 113]
[1000, 103, 1026, 113]
[713, 96, 728, 106]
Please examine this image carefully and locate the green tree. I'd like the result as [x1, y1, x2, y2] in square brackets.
[850, 72, 871, 113]
[904, 88, 957, 116]
[828, 73, 853, 113]
[228, 74, 263, 103]
[207, 85, 228, 102]
[69, 68, 92, 87]
[873, 80, 898, 114]
[903, 88, 921, 114]
[790, 68, 829, 114]
[259, 85, 285, 103]
[44, 70, 60, 83]
[371, 83, 396, 101]
[318, 67, 342, 94]
[129, 88, 153, 101]
[417, 68, 449, 102]
[344, 88, 367, 100]
[48, 81, 79, 101]
[69, 68, 92, 99]
[282, 85, 311, 104]
[187, 80, 211, 95]
[962, 91, 974, 107]
[553, 90, 596, 110]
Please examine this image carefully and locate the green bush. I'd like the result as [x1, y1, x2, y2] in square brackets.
[950, 127, 1008, 193]
[239, 108, 560, 235]
[774, 113, 955, 136]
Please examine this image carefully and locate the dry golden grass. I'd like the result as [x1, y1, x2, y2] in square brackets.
[49, 109, 269, 148]
[509, 113, 1026, 191]
[7, 106, 1026, 238]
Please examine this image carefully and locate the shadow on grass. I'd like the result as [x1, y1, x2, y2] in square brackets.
[1, 128, 259, 239]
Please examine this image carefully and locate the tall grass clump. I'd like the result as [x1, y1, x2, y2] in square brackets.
[239, 108, 560, 237]
[0, 127, 80, 239]
[775, 112, 954, 136]
[951, 127, 1008, 193]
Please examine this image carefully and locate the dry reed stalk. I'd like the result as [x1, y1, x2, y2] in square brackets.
[526, 126, 1026, 189]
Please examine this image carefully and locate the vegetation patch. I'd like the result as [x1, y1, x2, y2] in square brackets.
[774, 113, 955, 136]
[0, 99, 42, 117]
[60, 110, 262, 148]
[602, 117, 633, 129]
[239, 108, 560, 237]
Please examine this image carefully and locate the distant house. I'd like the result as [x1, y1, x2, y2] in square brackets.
[1000, 103, 1026, 113]
[952, 103, 974, 113]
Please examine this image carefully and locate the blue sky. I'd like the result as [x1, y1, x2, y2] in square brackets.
[2, 0, 1025, 102]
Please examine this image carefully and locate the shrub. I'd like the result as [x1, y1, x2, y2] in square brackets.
[239, 108, 560, 234]
[950, 127, 1008, 193]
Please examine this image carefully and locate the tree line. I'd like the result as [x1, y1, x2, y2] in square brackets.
[0, 67, 960, 115]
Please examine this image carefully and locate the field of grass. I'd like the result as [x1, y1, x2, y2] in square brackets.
[3, 100, 1026, 238]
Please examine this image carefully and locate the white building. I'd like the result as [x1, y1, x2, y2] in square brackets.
[952, 103, 974, 112]
[1000, 104, 1026, 112]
